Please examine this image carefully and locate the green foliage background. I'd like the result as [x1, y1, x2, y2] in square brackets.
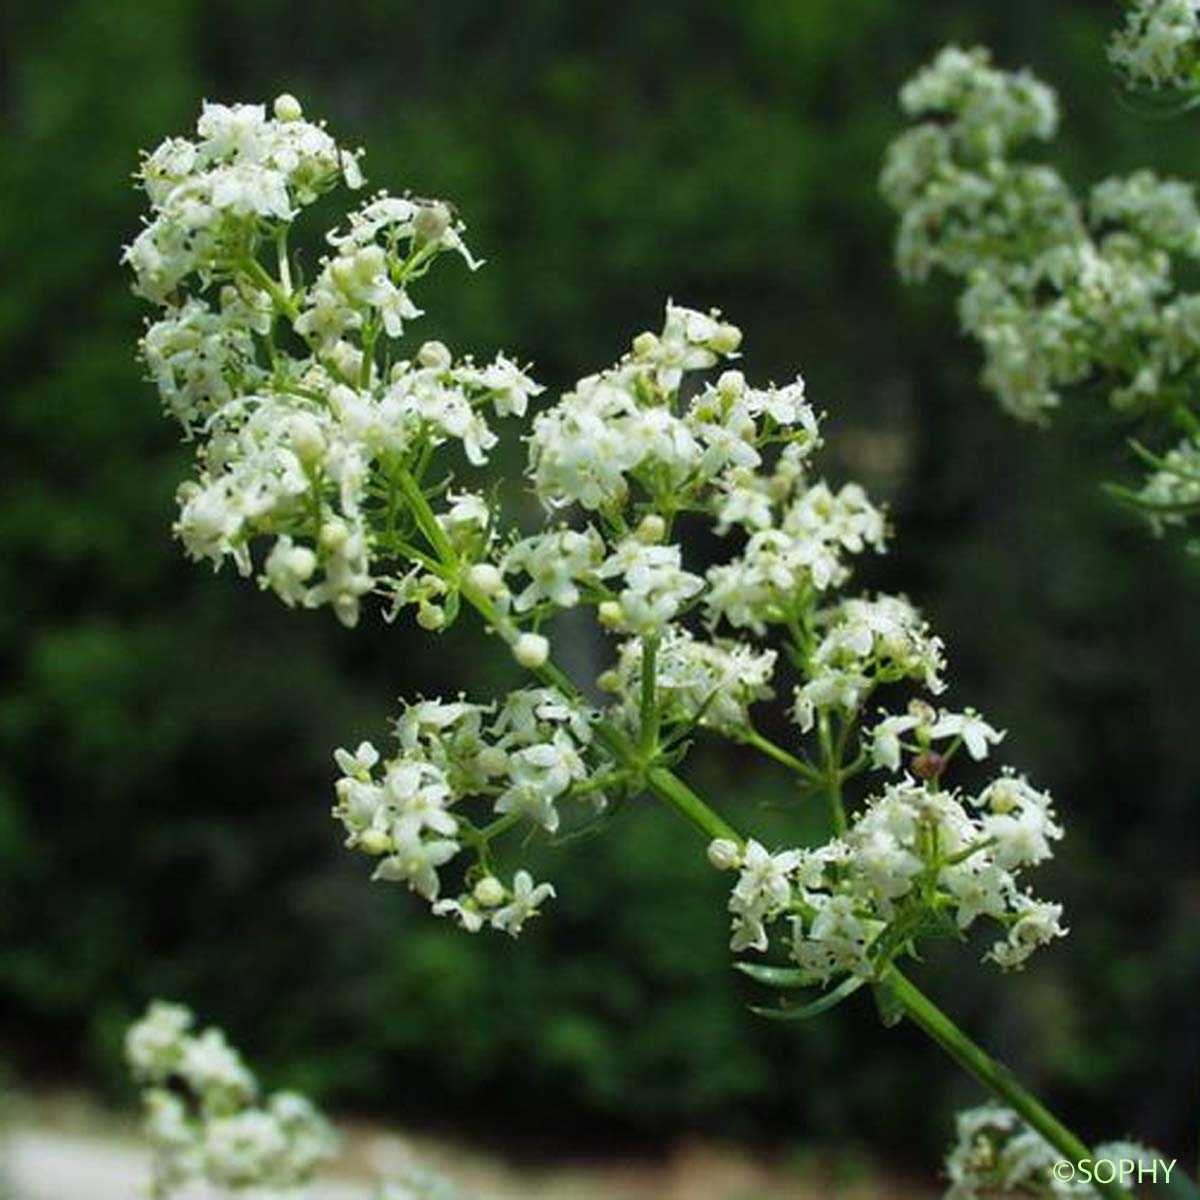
[0, 0, 1196, 1168]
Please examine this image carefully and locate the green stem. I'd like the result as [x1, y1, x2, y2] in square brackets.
[741, 728, 822, 784]
[644, 766, 741, 843]
[243, 257, 299, 321]
[885, 969, 1131, 1200]
[639, 635, 660, 758]
[817, 711, 848, 835]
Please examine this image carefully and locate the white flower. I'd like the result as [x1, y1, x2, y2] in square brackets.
[929, 709, 1006, 760]
[372, 831, 460, 900]
[988, 895, 1068, 970]
[503, 528, 603, 611]
[491, 870, 556, 936]
[868, 713, 921, 771]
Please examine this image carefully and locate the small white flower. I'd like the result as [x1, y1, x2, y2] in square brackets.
[491, 870, 556, 936]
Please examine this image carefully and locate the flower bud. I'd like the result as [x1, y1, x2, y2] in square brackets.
[473, 876, 506, 908]
[414, 202, 451, 246]
[476, 746, 509, 777]
[281, 544, 317, 582]
[717, 369, 745, 398]
[273, 93, 304, 123]
[417, 603, 446, 631]
[351, 245, 387, 285]
[710, 323, 743, 354]
[635, 513, 666, 544]
[597, 600, 624, 629]
[632, 331, 659, 358]
[512, 632, 549, 669]
[333, 593, 361, 628]
[288, 414, 326, 464]
[465, 563, 505, 596]
[319, 519, 350, 551]
[417, 340, 452, 370]
[359, 829, 392, 856]
[597, 669, 620, 692]
[707, 838, 742, 871]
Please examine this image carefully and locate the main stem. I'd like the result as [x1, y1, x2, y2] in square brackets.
[395, 468, 1129, 1200]
[885, 970, 1129, 1198]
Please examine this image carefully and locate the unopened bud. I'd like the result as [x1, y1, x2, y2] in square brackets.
[717, 369, 745, 398]
[417, 603, 446, 631]
[273, 93, 303, 123]
[289, 414, 326, 464]
[632, 331, 659, 358]
[359, 829, 392, 856]
[597, 600, 624, 629]
[414, 202, 451, 245]
[465, 563, 505, 596]
[512, 632, 549, 669]
[417, 340, 452, 370]
[473, 876, 506, 908]
[635, 514, 666, 544]
[710, 323, 743, 354]
[476, 746, 509, 777]
[319, 519, 350, 551]
[707, 838, 742, 871]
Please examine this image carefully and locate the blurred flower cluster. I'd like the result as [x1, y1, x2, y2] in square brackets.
[882, 44, 1200, 531]
[1109, 0, 1200, 92]
[126, 1000, 337, 1197]
[126, 1001, 468, 1199]
[944, 1104, 1161, 1199]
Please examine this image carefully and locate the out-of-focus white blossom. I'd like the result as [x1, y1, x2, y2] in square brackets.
[126, 1001, 337, 1198]
[945, 1103, 1163, 1199]
[1109, 0, 1200, 91]
[884, 42, 1200, 521]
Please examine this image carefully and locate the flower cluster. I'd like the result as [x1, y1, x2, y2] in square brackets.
[1109, 0, 1200, 92]
[710, 725, 1064, 982]
[944, 1104, 1161, 1199]
[125, 1000, 337, 1198]
[333, 690, 583, 933]
[127, 95, 540, 629]
[132, 95, 1068, 1007]
[883, 43, 1200, 533]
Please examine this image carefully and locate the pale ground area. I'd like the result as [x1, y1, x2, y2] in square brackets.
[0, 1094, 937, 1200]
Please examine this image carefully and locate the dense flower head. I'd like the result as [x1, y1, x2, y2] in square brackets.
[126, 1001, 337, 1198]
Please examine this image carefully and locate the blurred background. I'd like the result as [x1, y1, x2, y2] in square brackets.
[0, 0, 1197, 1194]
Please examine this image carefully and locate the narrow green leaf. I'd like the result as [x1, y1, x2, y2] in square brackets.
[750, 975, 866, 1021]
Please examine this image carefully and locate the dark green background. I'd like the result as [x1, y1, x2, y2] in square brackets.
[0, 0, 1196, 1172]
